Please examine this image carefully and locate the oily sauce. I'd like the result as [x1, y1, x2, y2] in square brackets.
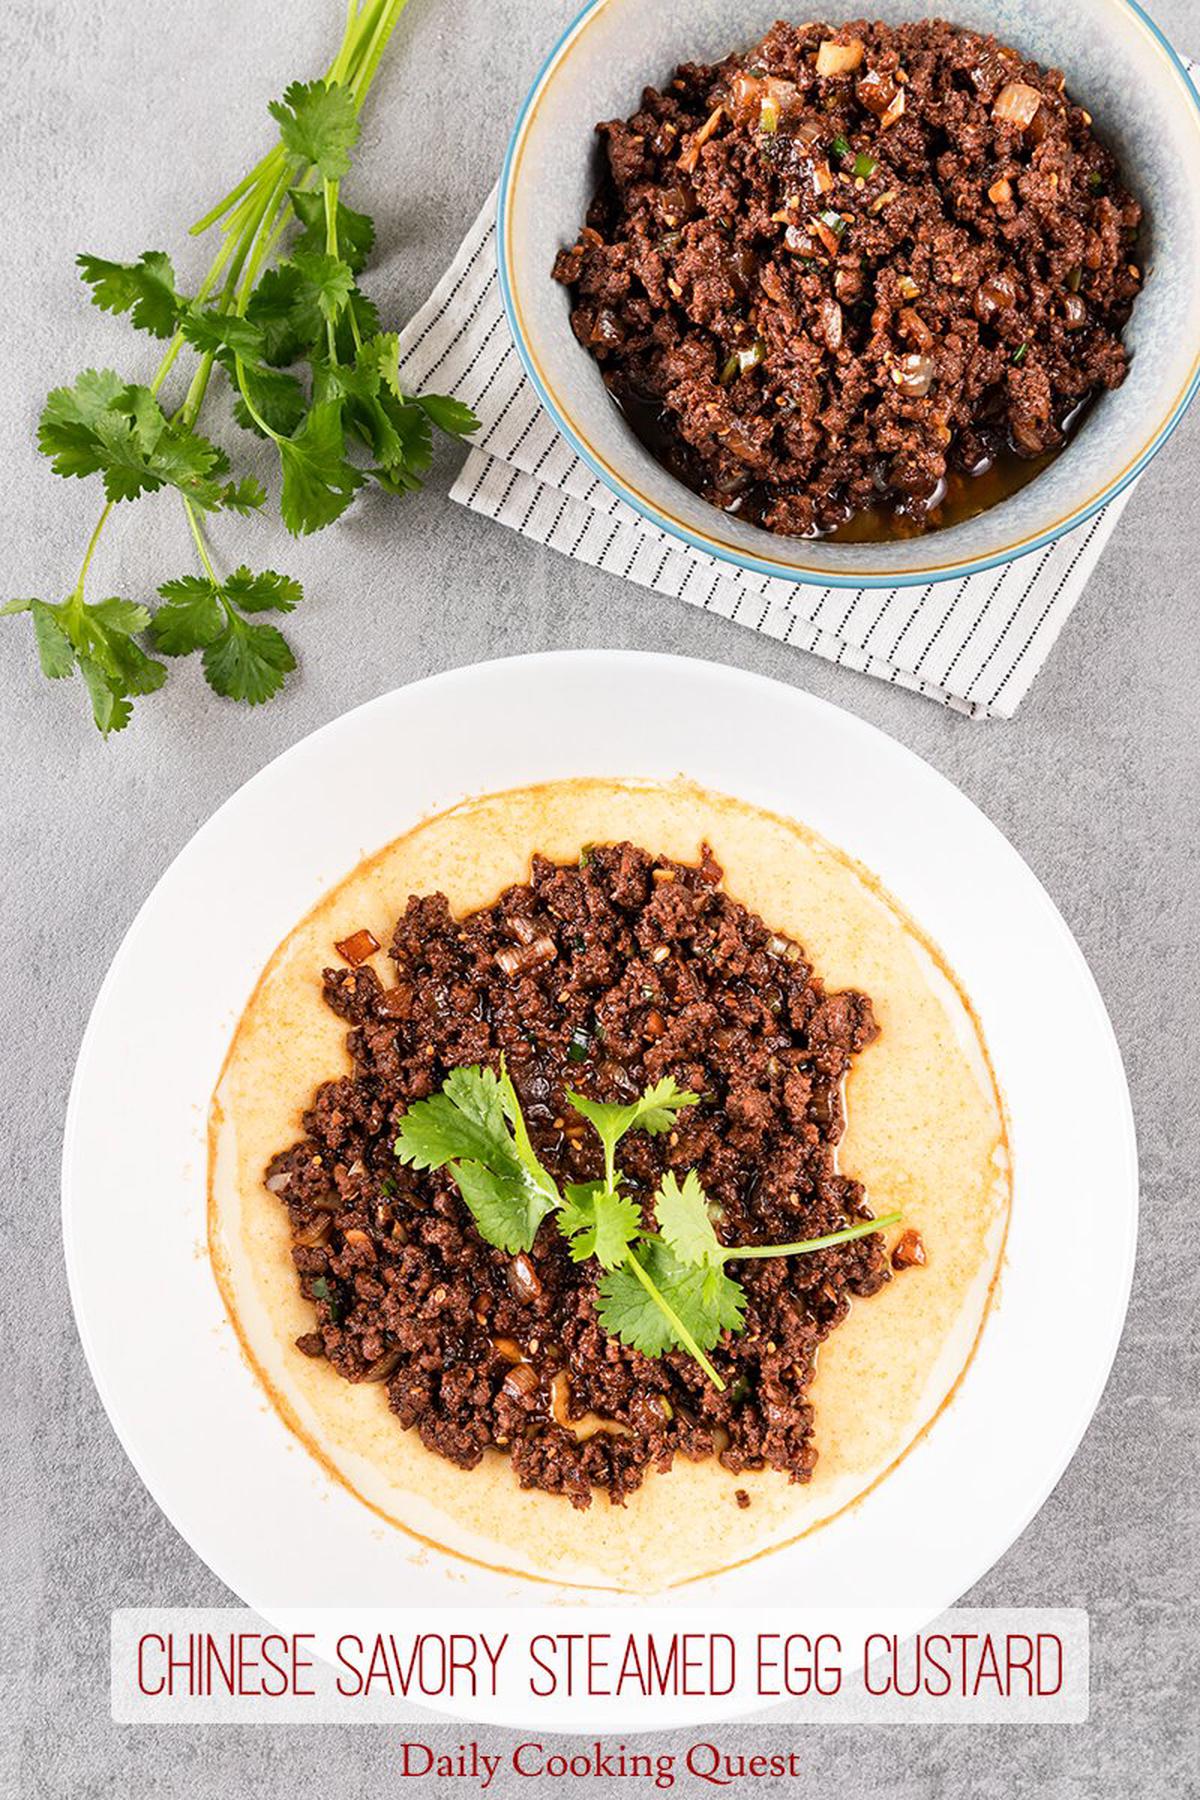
[611, 380, 1089, 544]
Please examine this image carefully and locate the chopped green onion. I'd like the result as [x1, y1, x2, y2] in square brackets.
[1087, 170, 1103, 192]
[1066, 265, 1083, 292]
[567, 1024, 592, 1063]
[760, 95, 780, 134]
[379, 1177, 397, 1197]
[853, 151, 879, 180]
[831, 133, 852, 160]
[310, 1275, 343, 1322]
[720, 340, 766, 384]
[1012, 343, 1029, 366]
[819, 209, 847, 238]
[579, 844, 595, 868]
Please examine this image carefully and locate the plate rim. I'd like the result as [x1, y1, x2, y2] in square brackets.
[61, 650, 1139, 1661]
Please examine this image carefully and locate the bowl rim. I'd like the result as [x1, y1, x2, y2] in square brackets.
[498, 0, 1200, 589]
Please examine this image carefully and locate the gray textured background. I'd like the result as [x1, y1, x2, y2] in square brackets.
[2, 0, 1197, 1794]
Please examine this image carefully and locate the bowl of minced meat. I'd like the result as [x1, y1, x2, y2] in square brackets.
[500, 3, 1200, 586]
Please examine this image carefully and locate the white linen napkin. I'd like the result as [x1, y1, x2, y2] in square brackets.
[396, 191, 1137, 718]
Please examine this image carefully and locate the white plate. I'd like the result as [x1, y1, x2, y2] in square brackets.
[63, 653, 1136, 1702]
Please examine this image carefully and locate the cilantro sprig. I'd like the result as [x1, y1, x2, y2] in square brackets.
[7, 1, 479, 735]
[395, 1062, 901, 1392]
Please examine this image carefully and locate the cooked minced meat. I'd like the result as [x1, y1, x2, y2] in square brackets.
[552, 18, 1144, 538]
[266, 843, 890, 1507]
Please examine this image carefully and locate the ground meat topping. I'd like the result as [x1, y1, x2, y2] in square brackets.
[266, 844, 891, 1506]
[552, 18, 1144, 539]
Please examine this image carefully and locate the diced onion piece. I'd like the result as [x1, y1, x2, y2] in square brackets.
[880, 89, 906, 130]
[760, 95, 780, 134]
[549, 1371, 632, 1443]
[294, 1215, 332, 1248]
[363, 1347, 403, 1383]
[994, 81, 1042, 129]
[896, 275, 921, 300]
[812, 159, 834, 194]
[508, 1253, 543, 1304]
[678, 104, 725, 173]
[891, 1228, 928, 1270]
[892, 352, 936, 398]
[335, 927, 380, 966]
[501, 1362, 539, 1400]
[820, 298, 843, 352]
[816, 38, 864, 76]
[898, 306, 934, 352]
[810, 215, 843, 259]
[495, 936, 558, 977]
[857, 68, 898, 117]
[988, 177, 1013, 205]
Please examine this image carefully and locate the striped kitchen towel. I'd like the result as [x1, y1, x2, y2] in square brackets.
[396, 190, 1136, 718]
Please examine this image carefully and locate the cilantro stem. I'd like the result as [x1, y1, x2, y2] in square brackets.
[623, 1249, 725, 1390]
[350, 0, 410, 101]
[182, 498, 220, 585]
[724, 1212, 903, 1260]
[324, 177, 342, 364]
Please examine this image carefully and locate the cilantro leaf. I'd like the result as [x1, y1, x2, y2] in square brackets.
[359, 331, 402, 398]
[449, 1161, 558, 1258]
[223, 567, 303, 613]
[232, 362, 308, 439]
[288, 250, 356, 334]
[394, 1061, 561, 1255]
[29, 601, 77, 678]
[77, 251, 179, 339]
[78, 656, 133, 734]
[277, 400, 364, 534]
[290, 187, 375, 274]
[219, 474, 268, 515]
[416, 393, 481, 440]
[268, 79, 359, 181]
[558, 1182, 641, 1271]
[245, 266, 308, 366]
[38, 373, 229, 508]
[202, 615, 295, 704]
[7, 589, 167, 734]
[566, 1076, 698, 1178]
[180, 305, 265, 363]
[151, 576, 225, 654]
[596, 1239, 745, 1376]
[654, 1169, 725, 1270]
[150, 565, 302, 704]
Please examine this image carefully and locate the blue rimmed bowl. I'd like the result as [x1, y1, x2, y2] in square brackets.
[498, 0, 1200, 589]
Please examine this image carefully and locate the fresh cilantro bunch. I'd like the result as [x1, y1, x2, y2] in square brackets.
[395, 1061, 900, 1391]
[5, 0, 478, 735]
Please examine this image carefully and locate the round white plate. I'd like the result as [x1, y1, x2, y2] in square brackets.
[63, 653, 1136, 1711]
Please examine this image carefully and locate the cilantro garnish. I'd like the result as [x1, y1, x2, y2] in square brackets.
[395, 1061, 901, 1391]
[7, 0, 479, 735]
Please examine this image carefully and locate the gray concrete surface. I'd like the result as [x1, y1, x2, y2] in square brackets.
[2, 1, 1197, 1794]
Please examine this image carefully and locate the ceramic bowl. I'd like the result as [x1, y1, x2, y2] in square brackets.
[498, 0, 1200, 588]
